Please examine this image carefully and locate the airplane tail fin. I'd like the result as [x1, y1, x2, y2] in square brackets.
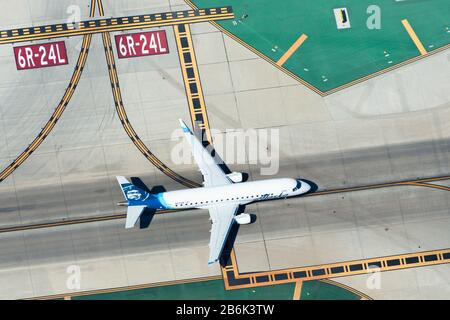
[116, 176, 151, 228]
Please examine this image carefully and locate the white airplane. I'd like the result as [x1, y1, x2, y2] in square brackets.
[116, 119, 312, 265]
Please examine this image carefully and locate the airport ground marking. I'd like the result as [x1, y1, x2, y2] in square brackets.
[401, 181, 450, 192]
[276, 34, 308, 67]
[292, 281, 302, 300]
[401, 19, 427, 55]
[3, 1, 448, 298]
[173, 24, 212, 143]
[183, 0, 323, 96]
[97, 0, 200, 189]
[184, 0, 449, 96]
[0, 7, 234, 45]
[309, 175, 450, 197]
[0, 0, 96, 183]
[162, 35, 450, 288]
[174, 21, 237, 286]
[39, 247, 448, 299]
[221, 247, 450, 290]
[0, 208, 182, 234]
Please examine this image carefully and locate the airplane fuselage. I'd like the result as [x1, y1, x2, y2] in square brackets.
[136, 178, 311, 210]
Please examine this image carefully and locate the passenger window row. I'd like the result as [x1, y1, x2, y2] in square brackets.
[174, 193, 275, 207]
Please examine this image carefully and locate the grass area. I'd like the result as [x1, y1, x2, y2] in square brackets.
[191, 0, 449, 92]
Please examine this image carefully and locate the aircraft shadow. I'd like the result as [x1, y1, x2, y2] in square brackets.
[139, 207, 156, 229]
[219, 204, 252, 267]
[300, 179, 319, 194]
[218, 180, 317, 266]
[130, 177, 151, 193]
[197, 129, 249, 182]
[220, 222, 240, 267]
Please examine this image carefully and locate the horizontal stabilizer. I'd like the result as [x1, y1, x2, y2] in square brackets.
[125, 205, 146, 229]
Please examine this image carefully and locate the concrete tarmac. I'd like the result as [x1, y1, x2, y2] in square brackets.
[0, 0, 449, 299]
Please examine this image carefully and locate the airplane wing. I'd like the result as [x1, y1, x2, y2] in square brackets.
[207, 203, 239, 265]
[179, 119, 232, 187]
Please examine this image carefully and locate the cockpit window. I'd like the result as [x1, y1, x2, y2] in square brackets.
[292, 180, 302, 192]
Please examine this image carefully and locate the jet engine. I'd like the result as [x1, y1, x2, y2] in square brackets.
[234, 213, 251, 225]
[226, 172, 244, 183]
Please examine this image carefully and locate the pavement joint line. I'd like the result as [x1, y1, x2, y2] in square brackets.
[401, 19, 427, 55]
[276, 34, 308, 66]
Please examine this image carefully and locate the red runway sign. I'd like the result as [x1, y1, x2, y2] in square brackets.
[13, 41, 68, 70]
[115, 30, 169, 59]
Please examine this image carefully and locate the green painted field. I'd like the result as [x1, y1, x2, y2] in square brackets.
[73, 280, 295, 300]
[69, 279, 363, 300]
[301, 281, 361, 300]
[191, 0, 449, 92]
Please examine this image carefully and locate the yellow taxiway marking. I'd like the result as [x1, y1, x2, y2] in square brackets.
[0, 10, 234, 45]
[276, 34, 308, 66]
[401, 181, 450, 191]
[401, 19, 427, 55]
[96, 0, 199, 189]
[173, 24, 212, 143]
[0, 0, 96, 183]
[223, 247, 450, 290]
[293, 281, 302, 300]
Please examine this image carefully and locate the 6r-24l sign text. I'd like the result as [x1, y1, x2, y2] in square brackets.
[115, 30, 169, 59]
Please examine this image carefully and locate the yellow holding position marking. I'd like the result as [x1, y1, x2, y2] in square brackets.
[401, 19, 427, 55]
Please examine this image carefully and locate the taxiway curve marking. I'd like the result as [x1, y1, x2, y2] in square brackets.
[0, 0, 97, 183]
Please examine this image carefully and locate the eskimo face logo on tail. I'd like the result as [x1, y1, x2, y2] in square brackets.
[122, 184, 143, 201]
[126, 189, 142, 200]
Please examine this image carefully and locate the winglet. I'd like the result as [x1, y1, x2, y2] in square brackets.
[179, 118, 192, 134]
